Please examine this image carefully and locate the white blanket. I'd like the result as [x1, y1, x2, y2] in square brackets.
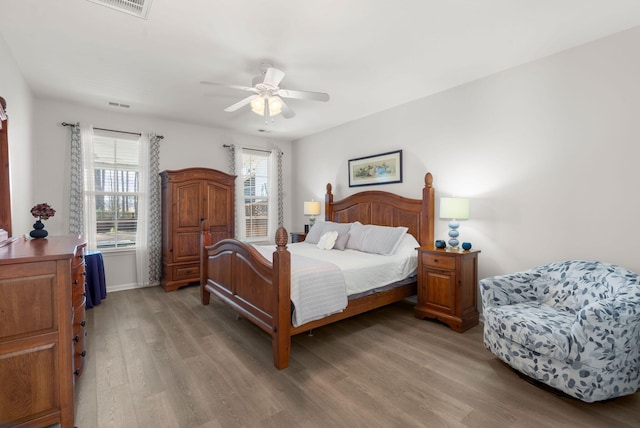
[254, 234, 419, 327]
[254, 246, 348, 327]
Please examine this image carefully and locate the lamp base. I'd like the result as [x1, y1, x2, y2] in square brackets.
[448, 219, 460, 249]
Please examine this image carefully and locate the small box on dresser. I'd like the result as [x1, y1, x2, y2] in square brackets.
[414, 246, 480, 332]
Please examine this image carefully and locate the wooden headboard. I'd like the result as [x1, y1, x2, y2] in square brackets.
[324, 172, 434, 246]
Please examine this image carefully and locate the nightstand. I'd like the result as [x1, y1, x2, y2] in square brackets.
[290, 232, 307, 243]
[414, 246, 480, 332]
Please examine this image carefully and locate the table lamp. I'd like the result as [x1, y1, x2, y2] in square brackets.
[304, 201, 321, 229]
[439, 197, 469, 249]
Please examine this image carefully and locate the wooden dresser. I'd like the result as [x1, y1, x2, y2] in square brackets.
[161, 168, 235, 292]
[0, 235, 87, 428]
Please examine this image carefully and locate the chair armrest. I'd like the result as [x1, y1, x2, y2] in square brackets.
[571, 298, 640, 369]
[480, 271, 543, 308]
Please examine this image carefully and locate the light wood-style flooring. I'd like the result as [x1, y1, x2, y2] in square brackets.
[74, 285, 640, 427]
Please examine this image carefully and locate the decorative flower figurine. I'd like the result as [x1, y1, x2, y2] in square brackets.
[31, 202, 56, 221]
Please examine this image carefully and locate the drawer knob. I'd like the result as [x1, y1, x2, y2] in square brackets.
[74, 369, 81, 376]
[73, 335, 80, 342]
[81, 351, 87, 357]
[73, 279, 79, 284]
[80, 320, 86, 327]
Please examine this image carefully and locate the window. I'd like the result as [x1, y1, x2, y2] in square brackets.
[90, 133, 141, 249]
[241, 149, 270, 241]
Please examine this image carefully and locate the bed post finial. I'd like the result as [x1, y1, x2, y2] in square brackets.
[325, 183, 334, 221]
[424, 172, 433, 188]
[275, 227, 288, 249]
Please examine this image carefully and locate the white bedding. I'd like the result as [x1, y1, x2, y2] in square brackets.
[254, 233, 419, 327]
[286, 234, 418, 296]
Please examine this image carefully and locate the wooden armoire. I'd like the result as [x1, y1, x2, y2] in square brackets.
[160, 168, 235, 292]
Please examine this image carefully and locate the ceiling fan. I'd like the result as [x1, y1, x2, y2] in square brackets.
[201, 63, 330, 122]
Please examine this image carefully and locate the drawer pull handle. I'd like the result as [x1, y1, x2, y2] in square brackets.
[80, 320, 86, 327]
[81, 351, 87, 357]
[73, 335, 80, 342]
[74, 369, 81, 376]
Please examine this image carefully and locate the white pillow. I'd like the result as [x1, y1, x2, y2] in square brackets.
[306, 221, 352, 244]
[394, 233, 421, 258]
[305, 222, 325, 244]
[346, 222, 409, 255]
[362, 225, 409, 255]
[346, 221, 369, 251]
[317, 231, 339, 250]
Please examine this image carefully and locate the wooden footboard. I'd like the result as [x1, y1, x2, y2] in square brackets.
[201, 172, 435, 370]
[201, 222, 292, 369]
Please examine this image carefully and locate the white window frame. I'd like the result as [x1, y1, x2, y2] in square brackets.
[241, 149, 271, 242]
[85, 131, 143, 251]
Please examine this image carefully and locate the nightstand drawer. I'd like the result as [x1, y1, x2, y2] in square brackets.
[421, 252, 455, 270]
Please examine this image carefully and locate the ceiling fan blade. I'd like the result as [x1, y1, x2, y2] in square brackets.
[200, 81, 256, 92]
[224, 95, 258, 112]
[278, 98, 295, 119]
[263, 68, 285, 87]
[277, 88, 330, 102]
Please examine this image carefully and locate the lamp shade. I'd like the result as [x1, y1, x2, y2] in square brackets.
[304, 201, 321, 216]
[439, 197, 469, 220]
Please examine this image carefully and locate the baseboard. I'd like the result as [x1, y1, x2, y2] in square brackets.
[107, 282, 159, 293]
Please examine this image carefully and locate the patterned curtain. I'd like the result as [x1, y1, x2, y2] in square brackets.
[69, 125, 162, 286]
[277, 149, 283, 227]
[69, 123, 83, 235]
[232, 145, 246, 240]
[147, 134, 162, 285]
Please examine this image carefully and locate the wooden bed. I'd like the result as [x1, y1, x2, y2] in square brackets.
[200, 172, 435, 369]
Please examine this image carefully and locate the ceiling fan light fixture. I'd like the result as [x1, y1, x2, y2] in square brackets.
[250, 96, 265, 114]
[251, 95, 282, 116]
[269, 97, 283, 115]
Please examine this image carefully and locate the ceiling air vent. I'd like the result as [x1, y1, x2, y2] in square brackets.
[86, 0, 154, 19]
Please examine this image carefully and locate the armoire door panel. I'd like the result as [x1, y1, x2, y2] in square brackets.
[174, 232, 201, 261]
[204, 183, 232, 227]
[174, 183, 202, 229]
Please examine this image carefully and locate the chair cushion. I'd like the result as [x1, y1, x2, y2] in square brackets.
[484, 302, 575, 360]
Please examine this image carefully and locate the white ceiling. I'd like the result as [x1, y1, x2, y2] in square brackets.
[2, 0, 640, 141]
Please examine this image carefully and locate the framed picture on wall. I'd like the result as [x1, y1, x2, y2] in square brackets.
[348, 150, 403, 187]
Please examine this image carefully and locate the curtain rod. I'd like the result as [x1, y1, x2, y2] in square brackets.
[222, 144, 281, 155]
[61, 122, 164, 139]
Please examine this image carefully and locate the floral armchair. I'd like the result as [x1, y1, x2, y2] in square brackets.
[480, 260, 640, 402]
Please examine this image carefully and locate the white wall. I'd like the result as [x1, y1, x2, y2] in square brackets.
[293, 27, 640, 280]
[32, 99, 293, 290]
[0, 34, 35, 235]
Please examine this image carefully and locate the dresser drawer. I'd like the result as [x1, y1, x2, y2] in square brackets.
[173, 263, 200, 280]
[421, 252, 455, 270]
